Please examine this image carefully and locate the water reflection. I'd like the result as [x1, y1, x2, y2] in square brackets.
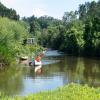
[0, 66, 24, 96]
[63, 56, 79, 83]
[0, 50, 100, 96]
[34, 65, 43, 75]
[82, 58, 100, 86]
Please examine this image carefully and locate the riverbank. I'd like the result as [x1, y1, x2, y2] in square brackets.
[1, 83, 100, 100]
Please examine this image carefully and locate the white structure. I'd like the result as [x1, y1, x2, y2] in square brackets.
[27, 38, 36, 44]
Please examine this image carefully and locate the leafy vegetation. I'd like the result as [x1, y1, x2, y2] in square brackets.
[0, 17, 28, 64]
[0, 2, 19, 20]
[23, 0, 100, 57]
[0, 83, 100, 100]
[0, 17, 43, 65]
[0, 1, 99, 62]
[0, 1, 100, 99]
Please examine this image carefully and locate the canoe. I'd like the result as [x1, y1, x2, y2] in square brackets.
[29, 60, 42, 66]
[20, 56, 28, 60]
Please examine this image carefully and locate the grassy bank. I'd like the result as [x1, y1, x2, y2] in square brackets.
[1, 83, 100, 100]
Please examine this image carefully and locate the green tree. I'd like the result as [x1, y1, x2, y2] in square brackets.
[0, 2, 19, 20]
[0, 17, 28, 64]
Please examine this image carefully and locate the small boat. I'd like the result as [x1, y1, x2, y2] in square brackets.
[29, 52, 45, 66]
[29, 60, 42, 66]
[20, 56, 28, 60]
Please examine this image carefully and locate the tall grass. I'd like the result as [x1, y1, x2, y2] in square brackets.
[0, 83, 100, 100]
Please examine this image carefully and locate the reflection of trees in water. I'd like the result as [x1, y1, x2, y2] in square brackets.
[29, 55, 100, 87]
[23, 54, 100, 90]
[62, 56, 79, 84]
[83, 58, 100, 87]
[42, 64, 60, 77]
[62, 56, 100, 87]
[44, 55, 80, 85]
[0, 65, 24, 96]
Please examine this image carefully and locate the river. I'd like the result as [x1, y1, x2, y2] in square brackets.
[0, 50, 100, 96]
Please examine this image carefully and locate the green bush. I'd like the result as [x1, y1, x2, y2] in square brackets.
[0, 17, 28, 65]
[0, 83, 100, 100]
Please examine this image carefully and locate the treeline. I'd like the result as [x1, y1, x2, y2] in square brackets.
[0, 0, 100, 65]
[0, 2, 19, 20]
[23, 0, 100, 57]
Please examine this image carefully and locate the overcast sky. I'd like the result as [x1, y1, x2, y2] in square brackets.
[0, 0, 98, 19]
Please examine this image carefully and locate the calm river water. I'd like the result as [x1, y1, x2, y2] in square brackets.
[0, 50, 100, 96]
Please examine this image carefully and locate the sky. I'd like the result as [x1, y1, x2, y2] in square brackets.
[0, 0, 98, 19]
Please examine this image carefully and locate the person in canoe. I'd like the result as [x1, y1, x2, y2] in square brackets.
[34, 54, 43, 66]
[29, 53, 44, 66]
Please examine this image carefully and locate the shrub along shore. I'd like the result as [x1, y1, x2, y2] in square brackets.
[1, 83, 100, 100]
[0, 17, 44, 66]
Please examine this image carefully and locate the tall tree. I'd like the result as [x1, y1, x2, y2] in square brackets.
[0, 2, 19, 20]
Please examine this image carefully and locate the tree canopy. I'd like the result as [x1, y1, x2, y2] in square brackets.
[0, 2, 19, 20]
[22, 0, 100, 57]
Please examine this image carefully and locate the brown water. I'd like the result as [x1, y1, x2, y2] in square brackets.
[0, 50, 100, 96]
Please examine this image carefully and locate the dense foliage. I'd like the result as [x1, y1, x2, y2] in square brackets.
[0, 2, 19, 20]
[0, 83, 100, 100]
[23, 0, 100, 57]
[0, 17, 29, 64]
[0, 1, 100, 100]
[0, 17, 44, 65]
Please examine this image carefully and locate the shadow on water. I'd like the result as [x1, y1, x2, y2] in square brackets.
[0, 65, 24, 96]
[0, 50, 100, 96]
[62, 56, 78, 84]
[82, 58, 100, 87]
